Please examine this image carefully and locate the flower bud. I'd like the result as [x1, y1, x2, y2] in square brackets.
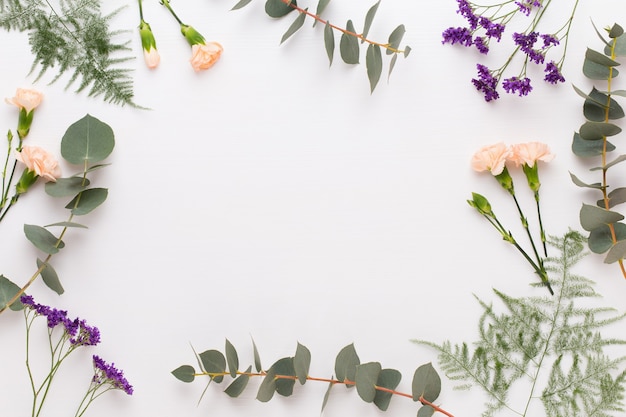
[5, 88, 43, 139]
[468, 192, 493, 216]
[180, 24, 206, 47]
[522, 163, 541, 193]
[15, 168, 38, 195]
[494, 166, 515, 194]
[139, 20, 160, 69]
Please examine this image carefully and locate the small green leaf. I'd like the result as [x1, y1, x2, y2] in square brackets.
[265, 0, 296, 18]
[24, 224, 64, 254]
[580, 203, 625, 232]
[66, 188, 108, 215]
[605, 240, 626, 263]
[321, 380, 333, 411]
[599, 187, 626, 208]
[225, 339, 239, 378]
[614, 33, 626, 57]
[412, 363, 441, 403]
[404, 45, 412, 57]
[45, 177, 90, 197]
[252, 336, 262, 372]
[199, 350, 227, 383]
[61, 114, 115, 165]
[373, 368, 402, 411]
[280, 9, 307, 44]
[314, 0, 331, 24]
[335, 343, 360, 386]
[609, 24, 624, 38]
[257, 368, 277, 402]
[271, 357, 296, 396]
[569, 172, 603, 189]
[585, 48, 621, 67]
[36, 259, 63, 295]
[579, 121, 622, 140]
[44, 221, 88, 228]
[224, 366, 251, 397]
[355, 362, 381, 403]
[324, 21, 335, 66]
[294, 342, 311, 384]
[417, 404, 436, 417]
[366, 44, 382, 93]
[604, 154, 626, 170]
[583, 87, 625, 121]
[588, 223, 626, 253]
[572, 132, 615, 157]
[387, 24, 406, 55]
[388, 53, 398, 81]
[172, 365, 196, 383]
[583, 58, 619, 80]
[0, 275, 23, 311]
[339, 20, 359, 64]
[362, 1, 380, 42]
[231, 0, 253, 10]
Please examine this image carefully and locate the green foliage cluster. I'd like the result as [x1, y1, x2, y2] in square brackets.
[0, 114, 115, 313]
[0, 0, 135, 106]
[231, 0, 410, 93]
[415, 231, 626, 417]
[570, 23, 626, 276]
[172, 340, 450, 416]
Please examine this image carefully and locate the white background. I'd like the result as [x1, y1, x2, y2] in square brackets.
[1, 1, 626, 416]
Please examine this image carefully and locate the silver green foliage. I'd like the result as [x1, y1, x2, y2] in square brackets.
[0, 0, 135, 106]
[572, 23, 626, 265]
[414, 231, 626, 417]
[172, 338, 442, 415]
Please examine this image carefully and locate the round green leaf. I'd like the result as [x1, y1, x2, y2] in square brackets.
[199, 350, 226, 383]
[0, 275, 23, 311]
[417, 404, 436, 417]
[66, 188, 108, 215]
[605, 240, 626, 263]
[45, 177, 90, 197]
[61, 114, 115, 165]
[340, 20, 359, 64]
[24, 224, 65, 254]
[270, 357, 296, 396]
[172, 365, 196, 383]
[265, 0, 295, 18]
[412, 362, 441, 403]
[580, 204, 624, 232]
[579, 121, 622, 140]
[36, 258, 63, 295]
[256, 368, 277, 402]
[387, 24, 406, 55]
[355, 362, 381, 403]
[572, 132, 615, 157]
[335, 343, 360, 386]
[294, 342, 311, 384]
[373, 368, 402, 411]
[224, 366, 251, 397]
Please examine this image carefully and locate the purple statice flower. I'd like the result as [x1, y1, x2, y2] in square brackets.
[70, 319, 101, 346]
[544, 61, 565, 84]
[503, 76, 533, 96]
[456, 0, 479, 30]
[513, 31, 544, 64]
[442, 27, 473, 47]
[480, 18, 505, 41]
[541, 34, 559, 48]
[472, 64, 500, 101]
[473, 37, 489, 54]
[21, 295, 69, 328]
[92, 355, 133, 395]
[515, 0, 542, 16]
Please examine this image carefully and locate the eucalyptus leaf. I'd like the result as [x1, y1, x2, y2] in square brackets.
[339, 20, 359, 64]
[280, 8, 307, 44]
[585, 48, 621, 67]
[270, 357, 296, 396]
[355, 362, 381, 403]
[417, 405, 436, 417]
[252, 336, 262, 372]
[373, 368, 402, 411]
[404, 45, 412, 57]
[572, 132, 615, 157]
[171, 365, 196, 383]
[569, 172, 603, 189]
[199, 350, 226, 383]
[36, 258, 63, 295]
[45, 177, 90, 197]
[584, 58, 619, 80]
[412, 363, 441, 403]
[321, 380, 333, 411]
[225, 339, 239, 378]
[579, 121, 622, 140]
[256, 368, 277, 402]
[583, 87, 625, 121]
[265, 0, 295, 18]
[224, 366, 251, 397]
[24, 224, 64, 254]
[0, 275, 23, 311]
[387, 24, 406, 55]
[61, 114, 115, 165]
[294, 342, 311, 384]
[335, 343, 360, 386]
[65, 188, 108, 215]
[604, 240, 626, 263]
[44, 221, 88, 228]
[588, 223, 626, 254]
[362, 0, 380, 42]
[609, 24, 624, 39]
[366, 44, 382, 93]
[324, 21, 335, 66]
[598, 187, 626, 208]
[314, 0, 331, 26]
[604, 154, 626, 170]
[580, 203, 625, 232]
[611, 90, 626, 97]
[611, 33, 626, 57]
[231, 0, 253, 10]
[388, 53, 398, 81]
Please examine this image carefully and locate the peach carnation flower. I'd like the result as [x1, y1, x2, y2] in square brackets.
[15, 146, 61, 182]
[5, 88, 43, 113]
[144, 48, 161, 69]
[190, 42, 223, 72]
[508, 142, 555, 167]
[470, 142, 511, 175]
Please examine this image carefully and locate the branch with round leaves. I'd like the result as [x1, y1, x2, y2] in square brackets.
[570, 22, 626, 276]
[0, 114, 115, 314]
[231, 0, 411, 93]
[172, 339, 454, 417]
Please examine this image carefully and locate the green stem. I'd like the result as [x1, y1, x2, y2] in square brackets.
[137, 0, 144, 21]
[534, 191, 547, 257]
[160, 0, 184, 25]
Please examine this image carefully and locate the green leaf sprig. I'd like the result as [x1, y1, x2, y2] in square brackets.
[0, 114, 115, 313]
[172, 340, 454, 416]
[415, 231, 626, 417]
[0, 0, 136, 106]
[231, 0, 411, 93]
[570, 23, 626, 277]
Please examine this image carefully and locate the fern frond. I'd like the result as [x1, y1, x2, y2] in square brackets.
[1, 0, 136, 106]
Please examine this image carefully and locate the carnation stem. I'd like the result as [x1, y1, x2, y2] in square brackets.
[160, 0, 184, 25]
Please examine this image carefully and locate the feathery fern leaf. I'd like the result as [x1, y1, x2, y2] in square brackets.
[0, 0, 136, 106]
[414, 231, 626, 417]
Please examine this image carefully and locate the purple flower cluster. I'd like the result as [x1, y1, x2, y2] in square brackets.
[92, 355, 134, 395]
[513, 32, 544, 64]
[544, 61, 565, 84]
[515, 1, 542, 16]
[442, 0, 505, 55]
[503, 76, 533, 96]
[21, 295, 100, 346]
[472, 64, 499, 102]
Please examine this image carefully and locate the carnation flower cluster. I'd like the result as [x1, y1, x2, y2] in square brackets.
[443, 0, 579, 101]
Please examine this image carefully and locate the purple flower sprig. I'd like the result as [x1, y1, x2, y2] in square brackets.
[20, 295, 129, 417]
[443, 0, 581, 101]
